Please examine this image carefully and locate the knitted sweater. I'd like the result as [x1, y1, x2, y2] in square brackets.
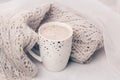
[0, 3, 103, 80]
[0, 3, 50, 80]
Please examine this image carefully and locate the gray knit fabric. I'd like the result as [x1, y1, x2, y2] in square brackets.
[0, 4, 50, 80]
[0, 3, 103, 80]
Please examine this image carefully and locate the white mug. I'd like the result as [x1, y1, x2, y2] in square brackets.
[28, 22, 73, 72]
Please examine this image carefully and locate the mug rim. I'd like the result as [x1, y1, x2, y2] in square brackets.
[38, 22, 73, 41]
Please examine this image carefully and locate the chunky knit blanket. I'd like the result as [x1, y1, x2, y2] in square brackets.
[0, 3, 103, 80]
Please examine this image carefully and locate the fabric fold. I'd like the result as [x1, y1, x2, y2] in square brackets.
[0, 3, 51, 80]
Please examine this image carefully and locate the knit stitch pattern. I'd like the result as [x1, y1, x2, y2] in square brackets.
[0, 4, 50, 80]
[0, 3, 103, 80]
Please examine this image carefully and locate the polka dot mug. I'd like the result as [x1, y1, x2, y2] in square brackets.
[29, 22, 73, 72]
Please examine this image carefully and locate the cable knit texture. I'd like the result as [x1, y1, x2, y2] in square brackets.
[0, 3, 103, 80]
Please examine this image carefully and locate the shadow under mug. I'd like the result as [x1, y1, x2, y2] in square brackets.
[28, 22, 73, 72]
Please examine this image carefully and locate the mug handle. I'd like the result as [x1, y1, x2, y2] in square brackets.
[25, 32, 42, 62]
[27, 48, 42, 62]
